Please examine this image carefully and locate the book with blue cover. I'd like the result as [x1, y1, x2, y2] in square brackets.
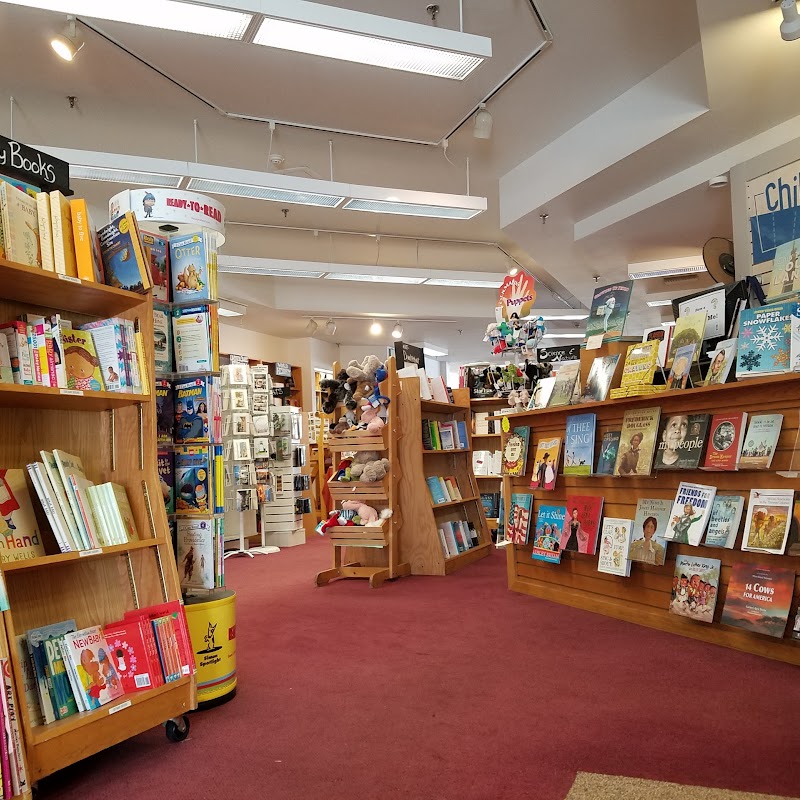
[156, 378, 174, 444]
[426, 476, 448, 505]
[455, 420, 469, 450]
[563, 413, 595, 476]
[170, 231, 211, 303]
[175, 446, 212, 514]
[173, 377, 210, 444]
[26, 620, 76, 722]
[507, 493, 533, 545]
[531, 505, 566, 564]
[97, 212, 150, 293]
[736, 300, 794, 377]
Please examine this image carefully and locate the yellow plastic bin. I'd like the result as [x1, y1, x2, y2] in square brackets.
[184, 589, 237, 708]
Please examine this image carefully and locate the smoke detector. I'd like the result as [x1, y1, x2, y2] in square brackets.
[269, 153, 285, 169]
[708, 175, 729, 189]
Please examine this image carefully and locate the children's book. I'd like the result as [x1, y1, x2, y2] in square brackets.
[426, 476, 448, 505]
[61, 327, 104, 391]
[546, 361, 581, 407]
[52, 449, 91, 549]
[15, 635, 43, 727]
[736, 301, 794, 377]
[158, 450, 175, 514]
[738, 413, 783, 470]
[597, 518, 633, 576]
[531, 505, 566, 564]
[653, 413, 710, 471]
[141, 230, 170, 302]
[701, 412, 747, 471]
[595, 431, 621, 476]
[619, 341, 660, 388]
[704, 338, 737, 385]
[80, 320, 128, 393]
[156, 379, 175, 443]
[530, 438, 561, 490]
[172, 304, 213, 373]
[721, 562, 795, 638]
[0, 182, 40, 268]
[563, 413, 595, 476]
[507, 493, 533, 545]
[642, 325, 671, 367]
[103, 619, 155, 693]
[43, 635, 78, 719]
[704, 495, 745, 548]
[741, 488, 794, 555]
[0, 468, 46, 562]
[39, 450, 81, 549]
[69, 198, 104, 283]
[669, 555, 721, 624]
[174, 376, 211, 443]
[153, 303, 173, 374]
[578, 354, 620, 403]
[665, 343, 696, 390]
[502, 427, 530, 477]
[562, 494, 603, 555]
[614, 407, 660, 476]
[26, 620, 76, 724]
[667, 311, 707, 366]
[0, 336, 10, 383]
[177, 517, 216, 590]
[35, 190, 55, 272]
[49, 190, 78, 278]
[170, 231, 211, 302]
[175, 446, 212, 514]
[109, 483, 138, 542]
[61, 626, 125, 709]
[630, 498, 671, 566]
[584, 280, 633, 340]
[664, 482, 716, 546]
[97, 212, 150, 292]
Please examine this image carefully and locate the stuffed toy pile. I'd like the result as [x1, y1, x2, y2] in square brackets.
[322, 355, 390, 435]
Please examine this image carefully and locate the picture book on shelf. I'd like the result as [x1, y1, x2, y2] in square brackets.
[702, 412, 747, 471]
[172, 304, 215, 374]
[562, 494, 603, 555]
[584, 280, 633, 340]
[502, 427, 530, 477]
[664, 482, 716, 546]
[563, 413, 595, 476]
[736, 301, 794, 377]
[665, 343, 696, 390]
[70, 198, 104, 283]
[102, 619, 155, 693]
[619, 341, 660, 388]
[81, 319, 129, 393]
[669, 555, 721, 624]
[175, 446, 212, 514]
[61, 626, 125, 709]
[26, 620, 76, 723]
[0, 181, 40, 268]
[630, 498, 671, 566]
[153, 303, 173, 374]
[547, 361, 581, 407]
[174, 376, 211, 443]
[595, 431, 621, 476]
[738, 413, 783, 470]
[767, 240, 800, 299]
[140, 230, 170, 302]
[667, 311, 706, 366]
[531, 505, 566, 564]
[597, 518, 633, 577]
[0, 468, 46, 563]
[530, 438, 561, 490]
[578, 354, 619, 403]
[704, 495, 745, 548]
[642, 325, 671, 367]
[50, 190, 78, 278]
[741, 488, 794, 555]
[653, 413, 710, 471]
[158, 450, 175, 514]
[170, 230, 212, 302]
[678, 286, 726, 340]
[720, 562, 794, 638]
[177, 517, 216, 590]
[704, 338, 737, 385]
[614, 406, 660, 476]
[97, 211, 150, 293]
[61, 327, 104, 391]
[507, 493, 533, 545]
[156, 378, 174, 443]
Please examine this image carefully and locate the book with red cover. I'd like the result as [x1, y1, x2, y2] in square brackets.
[562, 494, 604, 554]
[701, 412, 747, 471]
[103, 619, 156, 693]
[720, 562, 795, 638]
[125, 601, 194, 677]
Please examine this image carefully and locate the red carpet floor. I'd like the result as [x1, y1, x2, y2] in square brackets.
[40, 538, 800, 800]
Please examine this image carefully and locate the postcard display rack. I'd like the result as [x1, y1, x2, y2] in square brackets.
[0, 258, 195, 784]
[397, 384, 492, 574]
[501, 340, 800, 666]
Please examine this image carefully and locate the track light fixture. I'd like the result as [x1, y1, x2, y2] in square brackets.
[780, 0, 800, 40]
[305, 318, 318, 335]
[473, 103, 493, 140]
[369, 320, 383, 336]
[51, 16, 84, 61]
[325, 318, 337, 335]
[391, 321, 403, 339]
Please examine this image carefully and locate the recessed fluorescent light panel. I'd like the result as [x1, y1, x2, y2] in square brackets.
[252, 0, 490, 80]
[542, 333, 586, 339]
[218, 265, 326, 278]
[6, 0, 252, 38]
[423, 279, 502, 288]
[646, 299, 674, 308]
[524, 313, 589, 321]
[69, 166, 182, 187]
[628, 256, 707, 280]
[342, 199, 482, 220]
[421, 344, 448, 357]
[324, 273, 426, 285]
[185, 178, 345, 208]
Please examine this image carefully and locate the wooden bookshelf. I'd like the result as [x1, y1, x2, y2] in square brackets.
[397, 382, 491, 575]
[470, 396, 509, 541]
[0, 257, 195, 783]
[501, 359, 800, 666]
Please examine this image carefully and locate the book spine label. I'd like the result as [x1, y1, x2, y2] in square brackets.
[3, 662, 27, 795]
[26, 326, 41, 385]
[44, 325, 58, 387]
[50, 197, 66, 276]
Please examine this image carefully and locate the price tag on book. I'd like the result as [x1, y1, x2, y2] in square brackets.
[79, 548, 103, 557]
[60, 389, 84, 396]
[586, 333, 604, 351]
[108, 699, 132, 716]
[57, 274, 82, 285]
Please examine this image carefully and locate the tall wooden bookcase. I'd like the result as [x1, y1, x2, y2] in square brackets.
[397, 382, 492, 575]
[470, 396, 509, 539]
[0, 257, 195, 783]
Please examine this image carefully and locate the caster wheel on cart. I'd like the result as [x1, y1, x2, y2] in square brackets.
[165, 715, 190, 742]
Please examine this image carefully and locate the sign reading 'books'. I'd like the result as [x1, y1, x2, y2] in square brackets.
[0, 135, 71, 194]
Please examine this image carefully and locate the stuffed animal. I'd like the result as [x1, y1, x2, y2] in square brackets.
[330, 416, 353, 435]
[358, 458, 390, 482]
[360, 403, 385, 434]
[319, 378, 345, 415]
[317, 510, 355, 535]
[351, 380, 374, 404]
[347, 451, 390, 482]
[366, 508, 393, 527]
[331, 458, 352, 481]
[341, 500, 379, 525]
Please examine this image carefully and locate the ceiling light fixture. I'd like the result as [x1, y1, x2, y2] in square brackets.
[646, 299, 674, 308]
[523, 313, 590, 321]
[541, 333, 586, 339]
[508, 266, 519, 276]
[252, 0, 491, 80]
[14, 0, 252, 38]
[341, 186, 486, 220]
[473, 103, 493, 140]
[324, 273, 426, 285]
[627, 257, 707, 280]
[218, 299, 247, 317]
[424, 278, 503, 288]
[369, 320, 383, 336]
[391, 322, 403, 339]
[69, 166, 182, 187]
[421, 343, 448, 357]
[325, 318, 337, 335]
[305, 319, 318, 335]
[50, 16, 84, 61]
[780, 0, 800, 40]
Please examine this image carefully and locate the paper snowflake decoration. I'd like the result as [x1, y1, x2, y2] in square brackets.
[739, 350, 761, 371]
[752, 324, 781, 352]
[773, 348, 790, 369]
[741, 325, 753, 339]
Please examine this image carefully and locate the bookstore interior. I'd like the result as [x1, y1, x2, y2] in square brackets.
[3, 1, 800, 798]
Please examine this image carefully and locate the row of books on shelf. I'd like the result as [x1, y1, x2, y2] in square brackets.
[425, 475, 464, 505]
[473, 411, 504, 435]
[0, 313, 148, 393]
[156, 376, 223, 446]
[176, 516, 225, 591]
[472, 450, 502, 476]
[1, 453, 138, 562]
[0, 174, 220, 303]
[421, 418, 469, 451]
[153, 302, 220, 376]
[396, 364, 453, 403]
[19, 601, 194, 729]
[0, 654, 25, 797]
[437, 520, 480, 559]
[157, 446, 224, 516]
[504, 410, 785, 489]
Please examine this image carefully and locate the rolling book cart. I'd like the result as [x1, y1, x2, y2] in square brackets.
[315, 357, 410, 588]
[397, 383, 492, 574]
[0, 257, 194, 784]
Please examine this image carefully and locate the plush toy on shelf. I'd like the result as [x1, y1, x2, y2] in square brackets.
[341, 500, 379, 525]
[359, 403, 385, 434]
[340, 450, 390, 482]
[317, 510, 355, 535]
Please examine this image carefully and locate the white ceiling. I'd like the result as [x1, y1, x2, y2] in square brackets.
[1, 0, 797, 362]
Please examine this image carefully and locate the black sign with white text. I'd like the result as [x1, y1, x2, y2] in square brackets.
[0, 136, 71, 195]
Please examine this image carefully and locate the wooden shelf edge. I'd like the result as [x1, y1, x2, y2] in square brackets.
[2, 538, 166, 573]
[475, 474, 502, 479]
[0, 383, 150, 411]
[422, 448, 472, 454]
[420, 399, 470, 413]
[431, 496, 479, 510]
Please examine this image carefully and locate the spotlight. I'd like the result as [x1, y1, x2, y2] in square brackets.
[325, 318, 337, 335]
[508, 266, 519, 276]
[305, 319, 318, 335]
[51, 16, 84, 61]
[781, 0, 800, 40]
[391, 321, 403, 339]
[473, 103, 493, 140]
[369, 320, 383, 336]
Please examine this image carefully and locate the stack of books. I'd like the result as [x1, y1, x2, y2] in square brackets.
[425, 475, 463, 504]
[437, 520, 479, 557]
[421, 418, 469, 450]
[609, 340, 666, 399]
